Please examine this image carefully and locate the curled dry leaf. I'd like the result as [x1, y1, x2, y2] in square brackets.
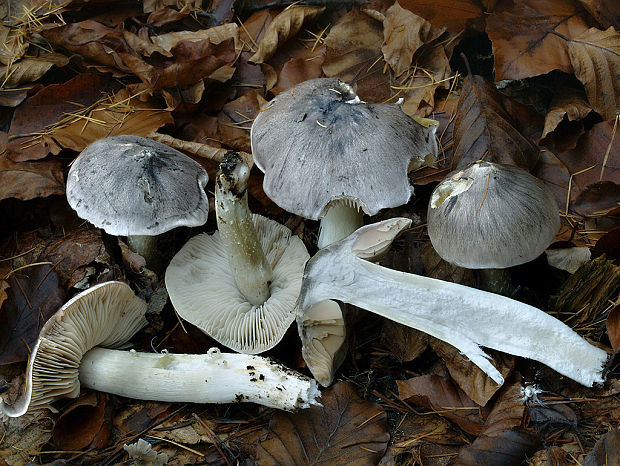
[0, 264, 66, 364]
[0, 53, 69, 88]
[256, 382, 389, 464]
[150, 23, 239, 52]
[583, 429, 620, 466]
[487, 0, 588, 80]
[381, 1, 445, 77]
[565, 26, 620, 121]
[0, 155, 64, 201]
[429, 338, 516, 407]
[452, 75, 539, 170]
[52, 392, 109, 451]
[541, 83, 592, 142]
[322, 9, 391, 102]
[249, 6, 325, 64]
[397, 374, 487, 435]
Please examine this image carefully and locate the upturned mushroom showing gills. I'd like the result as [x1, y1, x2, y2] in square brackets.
[165, 152, 310, 353]
[251, 77, 439, 249]
[0, 282, 320, 418]
[427, 161, 560, 294]
[66, 135, 210, 270]
[297, 219, 607, 387]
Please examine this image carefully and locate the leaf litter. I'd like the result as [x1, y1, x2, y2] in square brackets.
[0, 0, 619, 464]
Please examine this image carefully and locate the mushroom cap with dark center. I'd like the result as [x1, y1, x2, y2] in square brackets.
[0, 282, 147, 417]
[66, 135, 209, 236]
[165, 214, 309, 354]
[427, 161, 560, 269]
[251, 78, 438, 219]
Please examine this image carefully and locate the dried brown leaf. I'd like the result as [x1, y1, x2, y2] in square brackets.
[256, 382, 389, 464]
[583, 429, 620, 465]
[0, 415, 53, 463]
[0, 263, 66, 364]
[52, 392, 109, 450]
[397, 0, 485, 33]
[487, 0, 588, 80]
[0, 155, 64, 201]
[322, 9, 392, 102]
[541, 84, 592, 141]
[429, 338, 516, 407]
[0, 53, 69, 88]
[564, 26, 620, 121]
[272, 55, 325, 96]
[381, 1, 445, 77]
[454, 428, 541, 465]
[151, 23, 239, 52]
[249, 6, 325, 64]
[381, 320, 428, 362]
[397, 374, 487, 435]
[0, 24, 28, 66]
[577, 0, 620, 29]
[452, 75, 540, 170]
[420, 241, 476, 286]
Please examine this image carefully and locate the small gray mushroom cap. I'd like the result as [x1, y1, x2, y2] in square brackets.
[427, 161, 560, 269]
[251, 78, 438, 219]
[165, 214, 309, 354]
[0, 282, 147, 418]
[67, 135, 209, 236]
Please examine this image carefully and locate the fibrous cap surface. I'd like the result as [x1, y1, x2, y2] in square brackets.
[67, 135, 209, 236]
[251, 78, 438, 219]
[427, 161, 560, 269]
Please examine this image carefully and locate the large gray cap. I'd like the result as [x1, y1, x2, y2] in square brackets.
[251, 78, 438, 219]
[67, 135, 209, 236]
[427, 161, 560, 269]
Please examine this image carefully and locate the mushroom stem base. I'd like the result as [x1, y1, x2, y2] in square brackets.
[79, 347, 320, 411]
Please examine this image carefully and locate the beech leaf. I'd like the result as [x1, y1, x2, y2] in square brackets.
[487, 0, 588, 80]
[0, 53, 69, 88]
[249, 6, 325, 64]
[256, 382, 389, 464]
[565, 26, 620, 121]
[453, 75, 539, 170]
[0, 156, 64, 201]
[381, 1, 445, 77]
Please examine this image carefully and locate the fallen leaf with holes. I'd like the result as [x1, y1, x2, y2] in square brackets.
[487, 0, 588, 80]
[0, 52, 69, 88]
[256, 382, 389, 464]
[566, 26, 620, 121]
[429, 338, 516, 407]
[52, 392, 110, 450]
[249, 6, 325, 64]
[381, 1, 445, 77]
[0, 263, 65, 364]
[397, 374, 488, 435]
[452, 75, 540, 170]
[583, 429, 620, 465]
[0, 155, 64, 201]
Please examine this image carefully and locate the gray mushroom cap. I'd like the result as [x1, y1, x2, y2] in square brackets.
[251, 78, 438, 219]
[67, 135, 209, 236]
[427, 161, 560, 269]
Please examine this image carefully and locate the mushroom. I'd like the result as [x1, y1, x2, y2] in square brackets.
[297, 219, 607, 387]
[251, 77, 438, 248]
[66, 135, 210, 270]
[427, 161, 560, 294]
[0, 281, 320, 418]
[251, 77, 438, 385]
[165, 152, 309, 353]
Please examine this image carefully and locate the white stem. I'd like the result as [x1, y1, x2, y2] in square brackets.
[216, 154, 273, 305]
[79, 347, 320, 411]
[318, 201, 364, 249]
[300, 219, 608, 387]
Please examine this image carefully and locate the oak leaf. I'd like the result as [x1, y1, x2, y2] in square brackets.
[565, 26, 620, 120]
[381, 1, 445, 77]
[249, 6, 325, 64]
[256, 382, 389, 464]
